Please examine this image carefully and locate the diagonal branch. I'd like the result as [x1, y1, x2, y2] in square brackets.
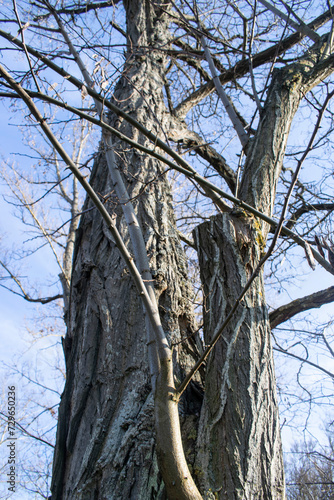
[0, 260, 63, 304]
[272, 345, 334, 379]
[3, 171, 70, 286]
[0, 411, 55, 448]
[200, 35, 249, 149]
[248, 0, 263, 114]
[12, 0, 41, 92]
[1, 90, 333, 276]
[322, 323, 334, 358]
[176, 84, 334, 397]
[0, 62, 168, 383]
[32, 0, 122, 22]
[171, 39, 209, 81]
[168, 119, 237, 192]
[45, 0, 171, 381]
[270, 286, 334, 328]
[286, 202, 334, 229]
[258, 0, 320, 42]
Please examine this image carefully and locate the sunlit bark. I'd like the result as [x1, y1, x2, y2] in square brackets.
[51, 2, 200, 498]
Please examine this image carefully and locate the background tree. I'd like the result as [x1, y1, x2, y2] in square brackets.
[285, 435, 334, 499]
[0, 111, 93, 499]
[0, 0, 334, 499]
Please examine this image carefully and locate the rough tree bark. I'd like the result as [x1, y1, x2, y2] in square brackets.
[51, 2, 201, 498]
[194, 214, 284, 499]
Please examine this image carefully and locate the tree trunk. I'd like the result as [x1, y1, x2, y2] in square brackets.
[51, 3, 334, 500]
[51, 2, 200, 498]
[194, 214, 285, 499]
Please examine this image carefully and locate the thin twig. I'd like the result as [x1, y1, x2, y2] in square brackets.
[0, 411, 55, 448]
[272, 346, 334, 379]
[12, 0, 41, 92]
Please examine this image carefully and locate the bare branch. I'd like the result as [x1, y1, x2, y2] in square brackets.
[174, 7, 334, 118]
[168, 119, 237, 193]
[322, 323, 334, 358]
[5, 85, 334, 280]
[0, 260, 63, 304]
[258, 0, 320, 42]
[200, 35, 249, 149]
[32, 0, 122, 22]
[12, 0, 41, 92]
[176, 83, 334, 397]
[0, 411, 55, 448]
[272, 346, 334, 379]
[270, 286, 334, 329]
[248, 0, 263, 114]
[286, 202, 334, 229]
[0, 62, 169, 386]
[177, 229, 195, 248]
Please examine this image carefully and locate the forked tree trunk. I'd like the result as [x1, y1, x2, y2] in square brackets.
[194, 214, 285, 499]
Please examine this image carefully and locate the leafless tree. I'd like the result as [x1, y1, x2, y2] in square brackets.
[0, 109, 93, 498]
[285, 434, 334, 499]
[0, 1, 334, 498]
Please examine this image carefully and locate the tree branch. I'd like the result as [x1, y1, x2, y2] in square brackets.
[270, 286, 334, 329]
[272, 346, 334, 379]
[0, 260, 63, 304]
[1, 60, 334, 277]
[0, 411, 55, 448]
[174, 7, 334, 119]
[0, 63, 168, 381]
[32, 0, 122, 22]
[258, 0, 320, 42]
[171, 39, 209, 81]
[168, 118, 237, 193]
[286, 202, 334, 229]
[200, 35, 249, 149]
[12, 0, 41, 92]
[3, 83, 334, 277]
